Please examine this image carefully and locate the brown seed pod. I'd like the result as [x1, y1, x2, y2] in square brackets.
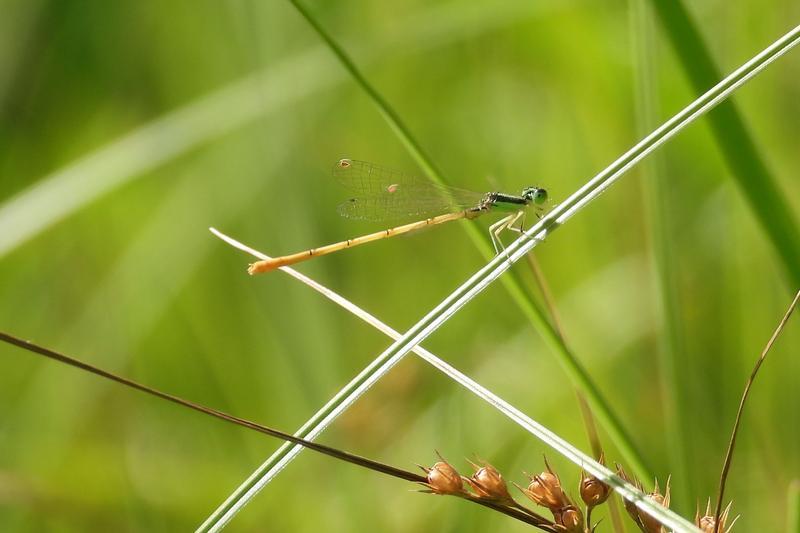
[419, 454, 464, 495]
[554, 504, 584, 533]
[580, 454, 611, 508]
[615, 467, 675, 533]
[580, 470, 611, 508]
[696, 500, 737, 533]
[616, 465, 646, 529]
[637, 477, 671, 533]
[521, 459, 571, 511]
[465, 461, 515, 504]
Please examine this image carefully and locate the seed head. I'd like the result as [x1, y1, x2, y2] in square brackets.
[580, 468, 611, 508]
[696, 500, 737, 533]
[524, 472, 568, 510]
[465, 461, 514, 503]
[615, 467, 673, 533]
[616, 465, 645, 527]
[554, 505, 584, 533]
[637, 477, 671, 533]
[521, 459, 570, 511]
[419, 454, 464, 495]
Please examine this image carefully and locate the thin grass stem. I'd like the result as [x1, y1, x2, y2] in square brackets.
[0, 331, 555, 530]
[0, 332, 423, 482]
[713, 290, 800, 530]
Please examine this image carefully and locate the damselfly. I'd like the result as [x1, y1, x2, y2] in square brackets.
[248, 159, 548, 274]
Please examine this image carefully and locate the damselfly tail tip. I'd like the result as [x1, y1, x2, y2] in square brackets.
[248, 260, 277, 275]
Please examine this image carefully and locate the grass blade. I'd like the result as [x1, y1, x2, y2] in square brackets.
[630, 0, 692, 511]
[714, 290, 800, 526]
[649, 0, 800, 287]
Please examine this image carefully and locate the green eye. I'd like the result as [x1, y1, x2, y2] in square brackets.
[522, 186, 548, 205]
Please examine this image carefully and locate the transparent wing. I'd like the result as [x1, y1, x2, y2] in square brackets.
[337, 196, 468, 222]
[334, 158, 437, 194]
[333, 159, 486, 222]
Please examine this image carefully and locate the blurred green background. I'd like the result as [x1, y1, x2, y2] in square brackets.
[1, 0, 799, 531]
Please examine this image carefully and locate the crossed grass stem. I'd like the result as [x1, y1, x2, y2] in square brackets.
[0, 329, 699, 532]
[209, 229, 701, 533]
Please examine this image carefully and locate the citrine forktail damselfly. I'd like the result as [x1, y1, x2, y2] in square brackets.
[248, 159, 548, 274]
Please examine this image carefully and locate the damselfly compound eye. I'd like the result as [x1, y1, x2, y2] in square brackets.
[521, 186, 548, 205]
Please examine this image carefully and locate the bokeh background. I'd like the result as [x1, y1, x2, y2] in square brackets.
[1, 0, 799, 531]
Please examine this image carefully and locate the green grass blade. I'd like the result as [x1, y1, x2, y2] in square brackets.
[649, 0, 800, 287]
[630, 0, 692, 512]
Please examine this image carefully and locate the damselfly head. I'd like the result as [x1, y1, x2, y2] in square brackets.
[522, 186, 548, 206]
